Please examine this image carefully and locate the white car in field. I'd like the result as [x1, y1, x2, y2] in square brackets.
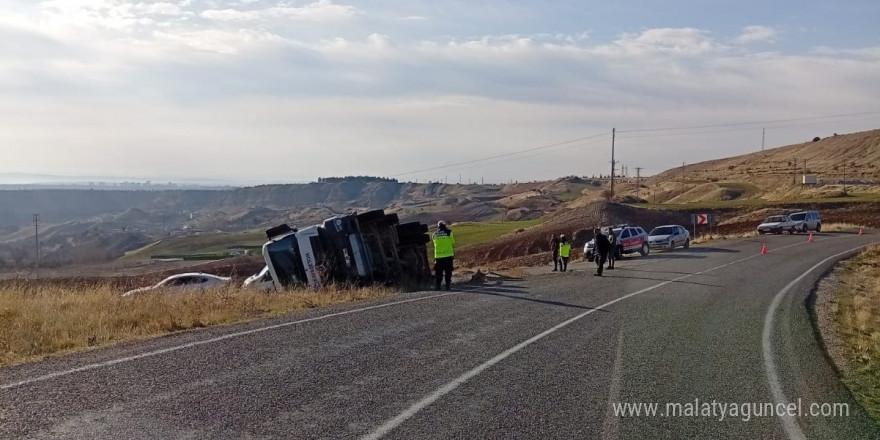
[243, 265, 275, 292]
[122, 273, 231, 297]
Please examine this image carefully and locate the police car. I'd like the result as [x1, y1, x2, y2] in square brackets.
[584, 224, 650, 261]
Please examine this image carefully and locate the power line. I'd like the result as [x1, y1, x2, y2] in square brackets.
[392, 131, 611, 177]
[616, 115, 880, 139]
[417, 134, 611, 180]
[617, 110, 880, 134]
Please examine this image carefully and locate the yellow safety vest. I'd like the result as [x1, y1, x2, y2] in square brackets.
[433, 229, 455, 258]
[559, 242, 571, 258]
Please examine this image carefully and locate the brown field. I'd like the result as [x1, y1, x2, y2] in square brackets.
[821, 245, 880, 421]
[0, 281, 392, 367]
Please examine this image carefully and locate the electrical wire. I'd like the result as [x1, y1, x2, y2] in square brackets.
[617, 110, 880, 134]
[392, 131, 611, 177]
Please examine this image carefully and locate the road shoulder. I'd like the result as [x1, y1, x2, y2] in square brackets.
[812, 244, 880, 423]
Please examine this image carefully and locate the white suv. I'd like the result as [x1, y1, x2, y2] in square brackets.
[788, 210, 821, 233]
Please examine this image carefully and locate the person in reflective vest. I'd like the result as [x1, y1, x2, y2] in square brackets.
[558, 234, 571, 272]
[432, 221, 455, 290]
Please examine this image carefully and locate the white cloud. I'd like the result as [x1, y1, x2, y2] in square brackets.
[733, 25, 777, 44]
[201, 1, 357, 22]
[596, 28, 718, 57]
[2, 4, 879, 184]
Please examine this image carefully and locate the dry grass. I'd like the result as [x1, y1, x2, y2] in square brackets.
[833, 245, 880, 421]
[691, 231, 758, 245]
[0, 281, 393, 367]
[821, 222, 864, 232]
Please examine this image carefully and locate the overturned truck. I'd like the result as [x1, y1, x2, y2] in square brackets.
[255, 210, 433, 290]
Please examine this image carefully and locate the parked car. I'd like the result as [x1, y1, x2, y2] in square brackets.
[648, 225, 691, 250]
[757, 215, 797, 235]
[243, 265, 275, 292]
[787, 210, 822, 232]
[584, 224, 650, 261]
[122, 273, 231, 297]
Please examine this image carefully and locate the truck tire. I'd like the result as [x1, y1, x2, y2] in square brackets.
[357, 210, 386, 223]
[400, 233, 430, 246]
[397, 222, 428, 236]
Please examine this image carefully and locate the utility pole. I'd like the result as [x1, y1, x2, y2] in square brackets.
[635, 167, 643, 194]
[761, 128, 765, 151]
[610, 128, 616, 195]
[793, 158, 797, 185]
[843, 162, 847, 195]
[681, 161, 686, 189]
[33, 214, 40, 268]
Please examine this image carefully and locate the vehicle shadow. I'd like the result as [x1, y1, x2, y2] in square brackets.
[622, 267, 717, 277]
[676, 247, 740, 254]
[635, 253, 707, 260]
[600, 274, 722, 288]
[467, 286, 608, 312]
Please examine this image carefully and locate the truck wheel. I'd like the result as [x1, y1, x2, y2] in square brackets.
[397, 222, 428, 236]
[640, 243, 649, 256]
[400, 234, 430, 246]
[380, 213, 400, 226]
[357, 210, 386, 223]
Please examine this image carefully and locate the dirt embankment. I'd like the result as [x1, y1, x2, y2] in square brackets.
[455, 201, 691, 268]
[457, 200, 880, 269]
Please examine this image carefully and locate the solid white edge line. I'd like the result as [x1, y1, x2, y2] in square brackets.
[360, 237, 835, 439]
[761, 242, 877, 440]
[1, 292, 457, 390]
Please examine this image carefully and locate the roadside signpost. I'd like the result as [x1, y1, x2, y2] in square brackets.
[691, 213, 713, 239]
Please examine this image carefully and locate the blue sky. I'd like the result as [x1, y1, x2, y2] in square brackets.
[1, 0, 879, 185]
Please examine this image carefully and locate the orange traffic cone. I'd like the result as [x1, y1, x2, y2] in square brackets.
[859, 226, 864, 236]
[808, 232, 814, 242]
[761, 243, 768, 254]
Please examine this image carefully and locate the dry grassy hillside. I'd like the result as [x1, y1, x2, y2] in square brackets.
[641, 129, 880, 203]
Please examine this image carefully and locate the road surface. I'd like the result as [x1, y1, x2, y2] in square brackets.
[2, 232, 878, 439]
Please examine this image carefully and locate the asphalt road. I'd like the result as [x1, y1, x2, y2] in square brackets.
[2, 232, 879, 439]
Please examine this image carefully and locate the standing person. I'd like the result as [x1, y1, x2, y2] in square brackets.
[550, 234, 561, 271]
[432, 221, 455, 290]
[594, 227, 611, 276]
[606, 228, 616, 270]
[558, 234, 571, 272]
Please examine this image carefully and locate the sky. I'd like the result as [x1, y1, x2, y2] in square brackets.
[1, 0, 879, 185]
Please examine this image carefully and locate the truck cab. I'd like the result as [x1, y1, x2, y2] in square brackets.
[258, 210, 431, 291]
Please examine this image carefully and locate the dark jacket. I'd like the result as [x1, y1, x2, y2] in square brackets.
[550, 237, 560, 255]
[595, 232, 611, 254]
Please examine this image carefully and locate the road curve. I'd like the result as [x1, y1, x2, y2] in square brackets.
[2, 232, 878, 439]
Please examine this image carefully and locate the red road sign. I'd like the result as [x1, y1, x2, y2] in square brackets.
[697, 214, 708, 225]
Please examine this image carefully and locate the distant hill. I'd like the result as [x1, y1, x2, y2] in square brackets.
[640, 129, 880, 203]
[0, 177, 600, 269]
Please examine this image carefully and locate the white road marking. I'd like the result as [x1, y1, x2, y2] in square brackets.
[361, 237, 836, 439]
[1, 292, 457, 390]
[761, 243, 877, 440]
